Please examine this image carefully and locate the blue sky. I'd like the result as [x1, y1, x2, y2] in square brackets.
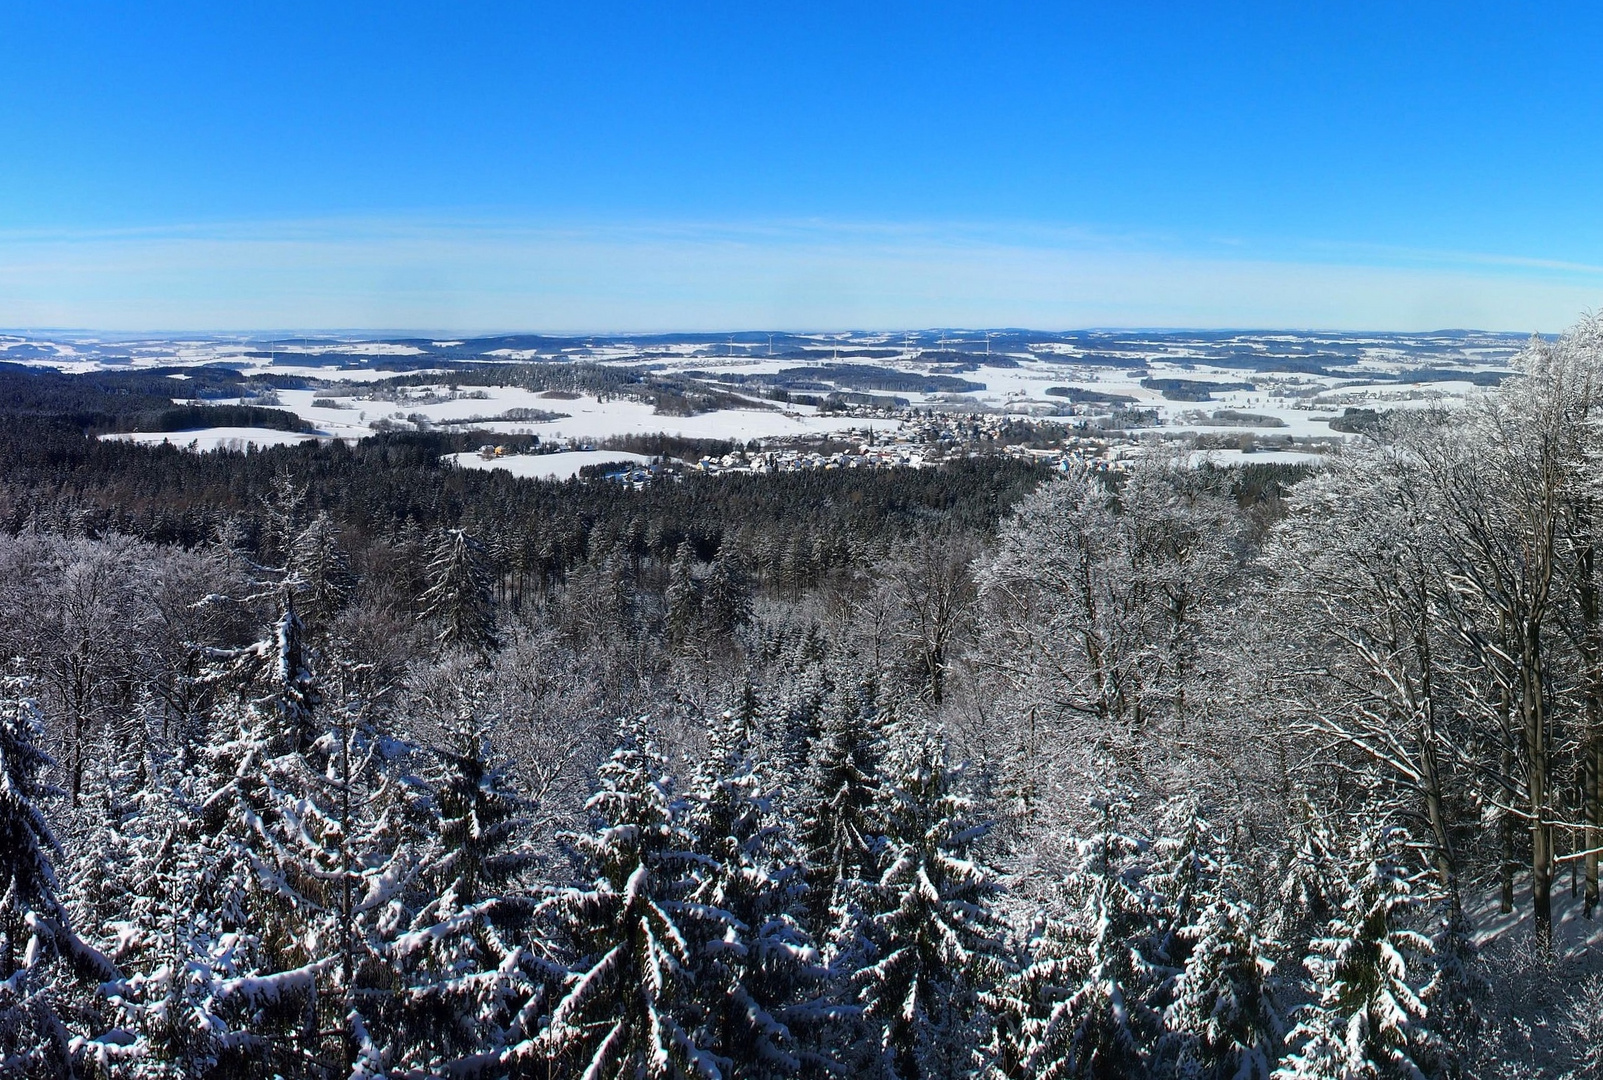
[3, 1, 1602, 332]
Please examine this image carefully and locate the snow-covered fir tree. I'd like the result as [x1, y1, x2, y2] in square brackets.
[797, 673, 886, 950]
[525, 718, 722, 1080]
[421, 527, 497, 653]
[387, 715, 554, 1076]
[683, 710, 827, 1080]
[1162, 895, 1283, 1080]
[856, 728, 1008, 1080]
[286, 510, 353, 630]
[1030, 798, 1162, 1080]
[0, 675, 117, 1076]
[1275, 831, 1433, 1080]
[984, 915, 1092, 1080]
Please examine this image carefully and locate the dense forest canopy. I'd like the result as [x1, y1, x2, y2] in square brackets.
[5, 321, 1603, 1078]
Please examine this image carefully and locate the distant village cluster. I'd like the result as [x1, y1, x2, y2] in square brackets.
[479, 406, 1153, 486]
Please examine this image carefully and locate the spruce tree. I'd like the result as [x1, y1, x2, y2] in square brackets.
[525, 719, 721, 1080]
[389, 718, 553, 1075]
[983, 916, 1091, 1080]
[1033, 799, 1159, 1080]
[666, 540, 701, 648]
[857, 730, 1007, 1080]
[684, 711, 824, 1080]
[1163, 897, 1283, 1080]
[0, 675, 117, 1076]
[797, 677, 885, 944]
[421, 528, 497, 653]
[287, 510, 353, 630]
[1275, 832, 1432, 1080]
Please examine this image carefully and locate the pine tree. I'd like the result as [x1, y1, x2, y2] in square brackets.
[0, 675, 117, 1076]
[857, 729, 1008, 1080]
[684, 711, 824, 1080]
[1162, 897, 1283, 1080]
[983, 916, 1092, 1080]
[1275, 832, 1433, 1080]
[1271, 799, 1342, 953]
[287, 510, 353, 630]
[155, 630, 412, 1077]
[273, 590, 322, 753]
[422, 527, 497, 653]
[797, 678, 885, 942]
[666, 540, 701, 648]
[1028, 799, 1159, 1080]
[525, 719, 721, 1080]
[388, 719, 553, 1075]
[84, 750, 231, 1077]
[702, 550, 752, 636]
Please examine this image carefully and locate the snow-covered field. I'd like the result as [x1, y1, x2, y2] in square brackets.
[257, 387, 902, 444]
[106, 427, 325, 451]
[446, 450, 653, 480]
[7, 329, 1533, 455]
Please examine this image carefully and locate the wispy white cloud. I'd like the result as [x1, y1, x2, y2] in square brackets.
[0, 217, 1598, 332]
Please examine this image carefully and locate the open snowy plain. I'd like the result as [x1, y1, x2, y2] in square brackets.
[1, 328, 1529, 455]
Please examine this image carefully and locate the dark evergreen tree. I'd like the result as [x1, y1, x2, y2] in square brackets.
[1162, 897, 1283, 1080]
[526, 719, 721, 1080]
[287, 510, 353, 630]
[797, 676, 885, 944]
[1276, 832, 1433, 1080]
[856, 730, 1008, 1080]
[422, 528, 497, 653]
[685, 711, 826, 1080]
[0, 675, 117, 1076]
[389, 718, 553, 1074]
[666, 540, 701, 648]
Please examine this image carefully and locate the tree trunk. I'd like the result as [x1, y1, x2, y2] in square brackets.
[1524, 617, 1554, 948]
[1419, 723, 1456, 893]
[1580, 521, 1602, 916]
[1500, 659, 1517, 915]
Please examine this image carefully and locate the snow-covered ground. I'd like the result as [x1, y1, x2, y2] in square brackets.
[446, 450, 652, 480]
[106, 427, 325, 451]
[1470, 880, 1603, 961]
[1185, 448, 1328, 468]
[12, 329, 1534, 458]
[245, 386, 904, 443]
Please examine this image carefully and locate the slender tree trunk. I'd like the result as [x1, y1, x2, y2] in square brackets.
[1413, 592, 1456, 894]
[1500, 618, 1517, 915]
[1580, 519, 1602, 916]
[1524, 617, 1554, 948]
[1419, 723, 1456, 893]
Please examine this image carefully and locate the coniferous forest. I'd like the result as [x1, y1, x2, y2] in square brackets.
[16, 323, 1603, 1078]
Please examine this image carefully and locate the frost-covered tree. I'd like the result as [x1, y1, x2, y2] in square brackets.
[0, 675, 117, 1076]
[1162, 896, 1283, 1080]
[1275, 833, 1433, 1080]
[984, 916, 1091, 1080]
[141, 624, 418, 1077]
[1265, 445, 1466, 898]
[684, 711, 826, 1080]
[1028, 798, 1163, 1080]
[797, 676, 885, 947]
[422, 527, 497, 653]
[667, 540, 701, 649]
[527, 719, 720, 1080]
[287, 510, 353, 629]
[857, 729, 1007, 1080]
[388, 718, 553, 1075]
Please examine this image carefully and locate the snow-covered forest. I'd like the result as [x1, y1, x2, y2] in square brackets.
[10, 321, 1603, 1078]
